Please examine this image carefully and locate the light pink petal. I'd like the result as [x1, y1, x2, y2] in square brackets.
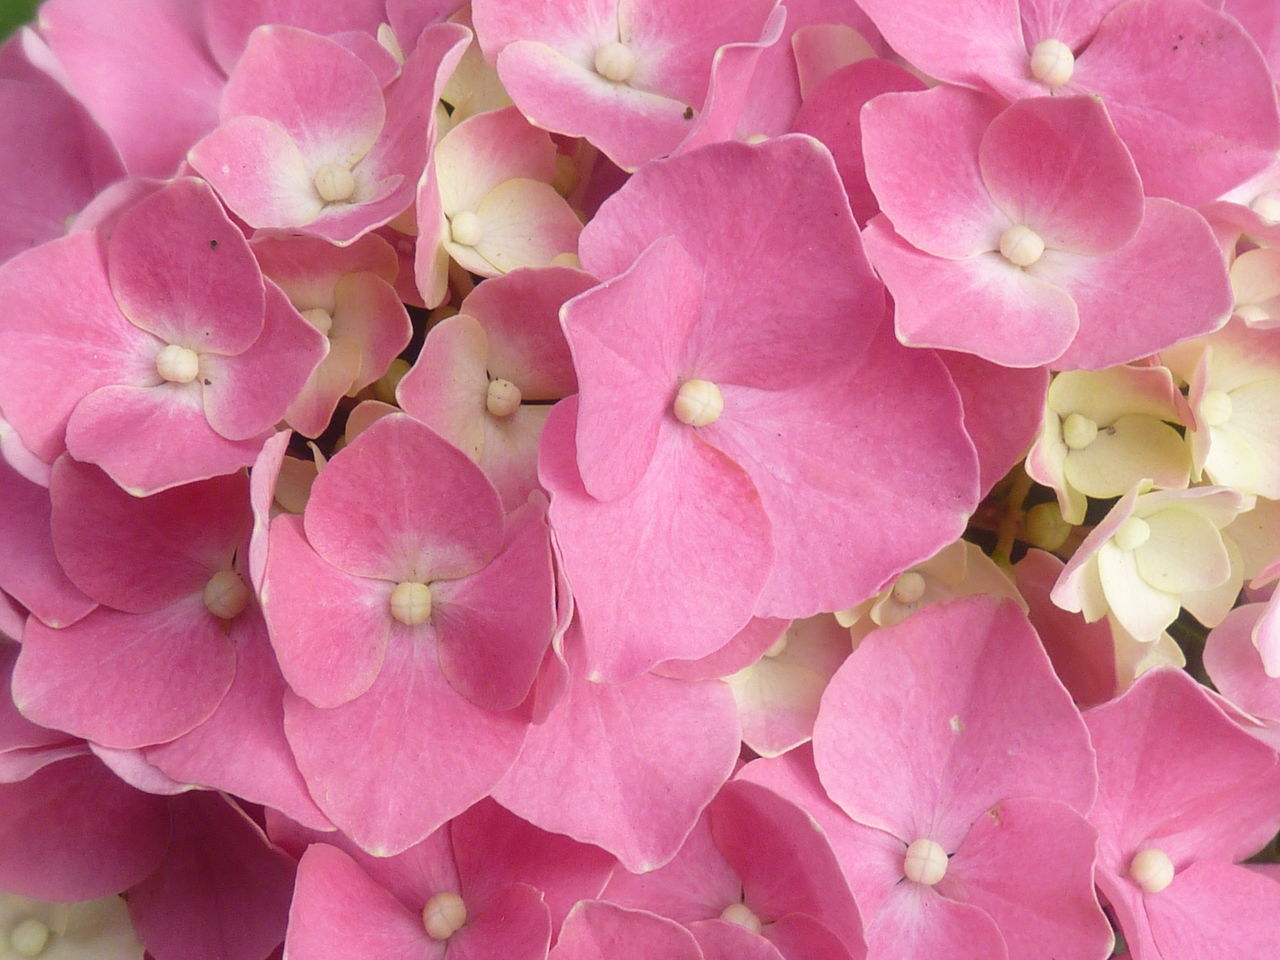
[564, 235, 703, 501]
[13, 596, 236, 749]
[436, 104, 558, 215]
[865, 883, 1008, 960]
[49, 455, 249, 614]
[492, 622, 740, 873]
[1038, 199, 1232, 370]
[262, 514, 390, 709]
[581, 136, 884, 384]
[1074, 0, 1280, 206]
[0, 231, 156, 463]
[478, 404, 552, 511]
[1146, 860, 1280, 959]
[202, 0, 387, 73]
[0, 755, 167, 901]
[702, 327, 978, 618]
[284, 337, 361, 438]
[305, 413, 504, 581]
[397, 313, 490, 462]
[859, 86, 1006, 259]
[128, 792, 296, 960]
[331, 272, 413, 390]
[538, 399, 772, 682]
[285, 636, 528, 857]
[144, 612, 331, 831]
[1205, 603, 1280, 718]
[550, 901, 704, 960]
[202, 282, 328, 440]
[978, 95, 1142, 255]
[814, 597, 1096, 849]
[940, 797, 1111, 960]
[863, 216, 1079, 367]
[655, 617, 789, 683]
[107, 177, 266, 355]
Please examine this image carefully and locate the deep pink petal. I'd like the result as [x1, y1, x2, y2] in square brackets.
[448, 883, 552, 960]
[549, 901, 703, 960]
[202, 0, 387, 72]
[1146, 860, 1280, 960]
[689, 920, 785, 960]
[763, 914, 864, 960]
[655, 617, 789, 682]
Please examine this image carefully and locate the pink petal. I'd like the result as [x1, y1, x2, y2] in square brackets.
[304, 413, 504, 581]
[1205, 603, 1280, 718]
[655, 617, 789, 683]
[285, 637, 528, 856]
[860, 86, 1006, 259]
[107, 177, 266, 355]
[466, 178, 584, 274]
[1145, 860, 1280, 959]
[202, 0, 387, 73]
[538, 399, 772, 682]
[865, 883, 1008, 960]
[436, 104, 558, 215]
[492, 622, 740, 873]
[549, 901, 704, 960]
[397, 313, 490, 463]
[448, 883, 552, 960]
[764, 914, 865, 960]
[689, 920, 785, 960]
[284, 337, 362, 438]
[978, 95, 1142, 256]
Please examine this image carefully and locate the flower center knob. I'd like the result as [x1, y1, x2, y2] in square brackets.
[903, 838, 948, 885]
[9, 918, 51, 958]
[204, 570, 250, 620]
[999, 225, 1045, 267]
[1113, 516, 1151, 552]
[422, 892, 467, 940]
[673, 379, 724, 427]
[720, 902, 762, 934]
[891, 571, 927, 605]
[301, 308, 334, 337]
[314, 163, 356, 203]
[1062, 413, 1099, 450]
[486, 378, 522, 417]
[594, 41, 637, 83]
[450, 211, 483, 248]
[1029, 39, 1074, 87]
[390, 581, 432, 626]
[1199, 389, 1233, 427]
[156, 344, 200, 384]
[1128, 847, 1174, 893]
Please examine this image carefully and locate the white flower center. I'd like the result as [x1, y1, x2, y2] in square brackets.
[903, 837, 948, 885]
[9, 918, 50, 957]
[1128, 847, 1174, 893]
[673, 379, 724, 427]
[301, 308, 334, 337]
[203, 569, 250, 620]
[1113, 516, 1151, 552]
[1029, 39, 1074, 87]
[390, 581, 432, 626]
[422, 892, 467, 940]
[156, 344, 200, 384]
[450, 211, 483, 248]
[999, 224, 1046, 267]
[719, 902, 762, 934]
[1062, 412, 1099, 450]
[1199, 389, 1233, 427]
[486, 378, 522, 417]
[594, 41, 637, 83]
[313, 163, 356, 204]
[891, 571, 927, 604]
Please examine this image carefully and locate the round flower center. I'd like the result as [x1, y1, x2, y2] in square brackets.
[156, 344, 200, 384]
[891, 571, 927, 605]
[1062, 412, 1099, 450]
[673, 379, 724, 427]
[203, 569, 250, 620]
[301, 307, 334, 337]
[719, 902, 762, 934]
[1029, 39, 1074, 87]
[390, 581, 432, 626]
[313, 163, 356, 204]
[486, 378, 522, 417]
[594, 41, 637, 83]
[422, 892, 467, 940]
[1128, 847, 1174, 893]
[450, 211, 483, 248]
[1199, 389, 1233, 427]
[999, 224, 1045, 267]
[9, 918, 51, 958]
[903, 837, 948, 885]
[1113, 516, 1151, 552]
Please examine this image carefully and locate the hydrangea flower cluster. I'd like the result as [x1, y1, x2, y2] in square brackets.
[1, 0, 1279, 957]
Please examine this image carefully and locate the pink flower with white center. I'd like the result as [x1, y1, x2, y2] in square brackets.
[251, 233, 411, 438]
[414, 105, 585, 307]
[470, 0, 784, 170]
[544, 136, 977, 681]
[262, 413, 555, 855]
[189, 23, 468, 245]
[741, 597, 1110, 960]
[1085, 668, 1280, 960]
[852, 0, 1280, 205]
[862, 89, 1232, 369]
[1027, 365, 1190, 524]
[0, 177, 326, 495]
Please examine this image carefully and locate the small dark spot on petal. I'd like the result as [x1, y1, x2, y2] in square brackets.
[683, 106, 694, 120]
[203, 379, 212, 386]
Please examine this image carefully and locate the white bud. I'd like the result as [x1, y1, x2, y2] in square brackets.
[313, 163, 356, 204]
[1129, 847, 1174, 893]
[1062, 412, 1099, 450]
[1029, 39, 1075, 87]
[9, 918, 50, 957]
[450, 211, 483, 248]
[156, 344, 200, 384]
[673, 379, 724, 427]
[903, 838, 948, 885]
[301, 308, 334, 337]
[593, 41, 637, 83]
[1113, 516, 1151, 552]
[999, 224, 1046, 267]
[390, 581, 432, 626]
[720, 902, 762, 934]
[422, 892, 467, 940]
[203, 569, 250, 620]
[486, 378, 522, 417]
[891, 571, 927, 604]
